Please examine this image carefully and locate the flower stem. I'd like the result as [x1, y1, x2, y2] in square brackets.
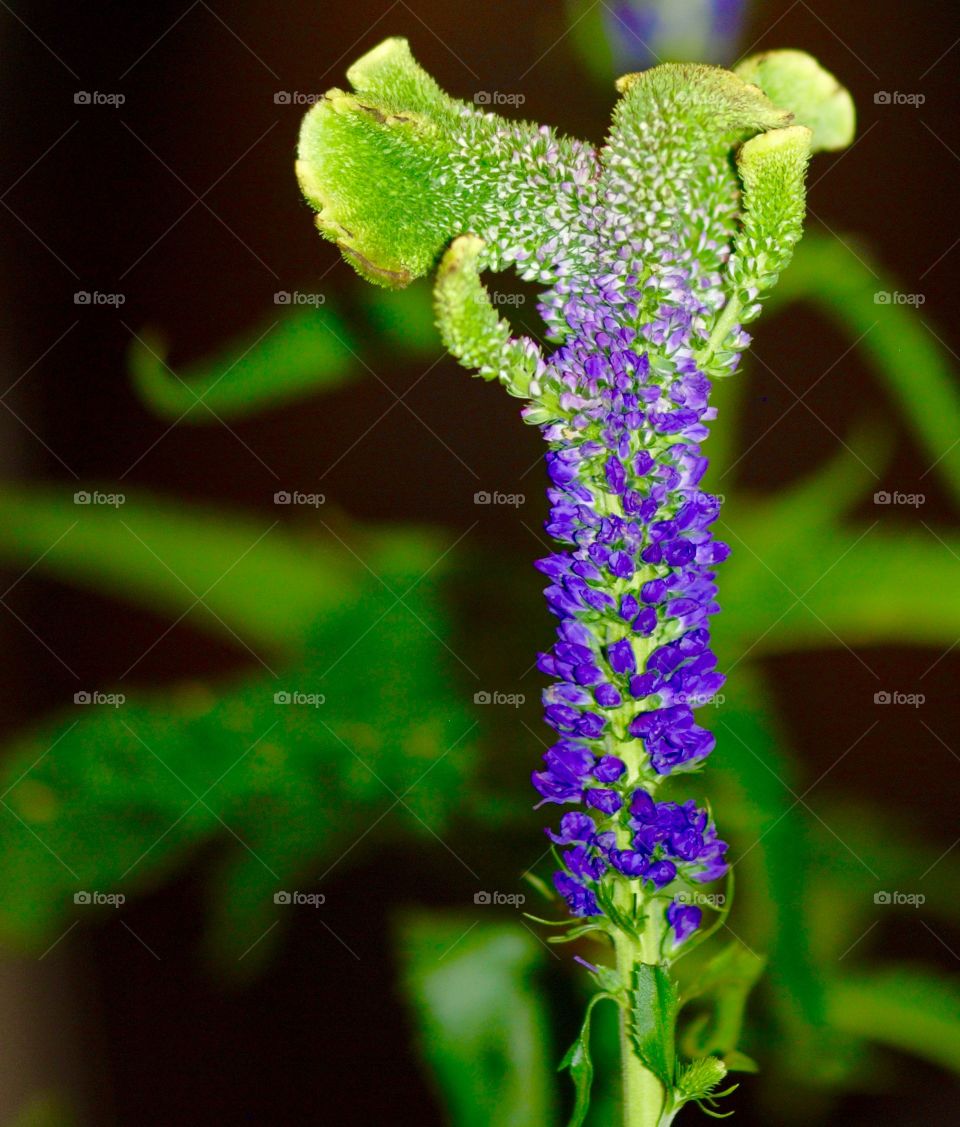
[615, 923, 665, 1127]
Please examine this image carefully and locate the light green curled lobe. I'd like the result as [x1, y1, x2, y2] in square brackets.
[735, 49, 856, 152]
[703, 124, 812, 362]
[434, 235, 546, 404]
[296, 39, 466, 287]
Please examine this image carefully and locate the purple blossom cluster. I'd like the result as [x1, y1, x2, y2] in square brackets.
[530, 261, 732, 943]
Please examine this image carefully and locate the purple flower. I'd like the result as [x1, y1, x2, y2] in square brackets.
[554, 871, 602, 917]
[529, 144, 740, 924]
[667, 899, 703, 945]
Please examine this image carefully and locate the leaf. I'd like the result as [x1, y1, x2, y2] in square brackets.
[723, 1050, 759, 1074]
[0, 484, 451, 649]
[396, 913, 555, 1127]
[679, 941, 765, 1058]
[718, 427, 960, 655]
[827, 967, 960, 1074]
[559, 992, 616, 1127]
[628, 963, 679, 1089]
[767, 231, 960, 500]
[706, 669, 833, 1071]
[0, 555, 474, 951]
[129, 306, 359, 422]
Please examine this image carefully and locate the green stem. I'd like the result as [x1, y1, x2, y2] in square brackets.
[698, 295, 743, 368]
[616, 925, 665, 1127]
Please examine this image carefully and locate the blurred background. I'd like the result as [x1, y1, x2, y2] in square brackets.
[0, 1, 958, 1124]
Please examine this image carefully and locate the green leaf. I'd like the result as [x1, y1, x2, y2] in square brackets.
[827, 967, 960, 1074]
[396, 913, 555, 1127]
[723, 1050, 759, 1074]
[0, 484, 452, 650]
[706, 670, 832, 1072]
[129, 307, 359, 422]
[767, 231, 960, 501]
[735, 50, 856, 152]
[559, 992, 616, 1127]
[628, 963, 679, 1088]
[679, 941, 765, 1058]
[0, 558, 474, 951]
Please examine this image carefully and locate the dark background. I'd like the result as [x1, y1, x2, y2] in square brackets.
[0, 1, 957, 1123]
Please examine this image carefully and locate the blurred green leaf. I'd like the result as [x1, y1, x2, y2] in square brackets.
[129, 307, 359, 422]
[720, 431, 960, 654]
[361, 282, 442, 356]
[680, 941, 765, 1058]
[828, 967, 960, 1074]
[706, 669, 833, 1076]
[0, 560, 474, 956]
[396, 913, 555, 1127]
[768, 231, 960, 499]
[0, 484, 450, 651]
